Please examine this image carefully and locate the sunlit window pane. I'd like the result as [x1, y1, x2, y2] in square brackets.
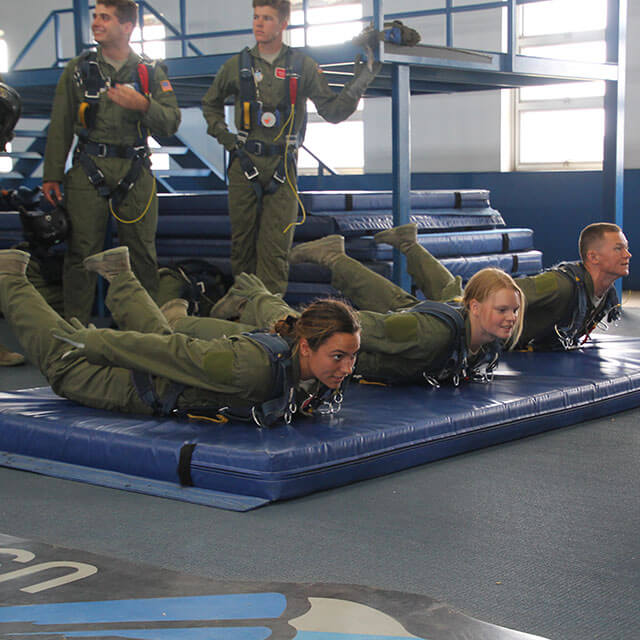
[0, 142, 12, 174]
[519, 109, 604, 164]
[521, 0, 607, 36]
[131, 24, 166, 59]
[290, 3, 363, 47]
[520, 42, 606, 63]
[298, 121, 363, 170]
[148, 137, 169, 171]
[0, 38, 8, 72]
[520, 80, 605, 101]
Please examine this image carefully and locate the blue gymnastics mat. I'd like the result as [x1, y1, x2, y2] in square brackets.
[1, 334, 639, 512]
[156, 190, 491, 214]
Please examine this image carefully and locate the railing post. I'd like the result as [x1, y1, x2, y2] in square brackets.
[445, 0, 453, 48]
[506, 0, 516, 70]
[603, 0, 627, 297]
[391, 63, 411, 292]
[180, 0, 187, 57]
[73, 0, 91, 54]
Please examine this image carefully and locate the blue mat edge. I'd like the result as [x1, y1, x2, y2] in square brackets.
[0, 451, 268, 512]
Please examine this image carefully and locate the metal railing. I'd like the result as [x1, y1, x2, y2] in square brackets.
[10, 0, 554, 71]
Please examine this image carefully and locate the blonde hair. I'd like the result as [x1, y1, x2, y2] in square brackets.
[463, 268, 525, 348]
[272, 298, 360, 354]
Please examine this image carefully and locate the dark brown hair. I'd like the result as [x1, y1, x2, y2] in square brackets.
[253, 0, 291, 23]
[273, 298, 360, 353]
[97, 0, 138, 26]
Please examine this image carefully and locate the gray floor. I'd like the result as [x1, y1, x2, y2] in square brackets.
[1, 309, 639, 640]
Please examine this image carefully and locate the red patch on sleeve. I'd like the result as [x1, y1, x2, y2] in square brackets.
[275, 67, 286, 79]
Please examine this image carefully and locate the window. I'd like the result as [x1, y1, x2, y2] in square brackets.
[515, 0, 607, 170]
[131, 18, 170, 170]
[288, 2, 365, 175]
[0, 33, 13, 174]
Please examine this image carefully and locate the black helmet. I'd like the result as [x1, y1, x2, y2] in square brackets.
[0, 82, 22, 151]
[19, 205, 70, 249]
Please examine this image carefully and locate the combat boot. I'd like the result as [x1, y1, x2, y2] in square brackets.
[0, 344, 24, 366]
[83, 246, 131, 282]
[374, 223, 418, 253]
[159, 298, 189, 330]
[0, 249, 30, 276]
[289, 235, 346, 268]
[209, 272, 269, 320]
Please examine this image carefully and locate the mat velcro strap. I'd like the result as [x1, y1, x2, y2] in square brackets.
[177, 443, 196, 486]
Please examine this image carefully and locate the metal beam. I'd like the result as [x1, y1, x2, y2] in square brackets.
[391, 63, 411, 292]
[73, 0, 91, 54]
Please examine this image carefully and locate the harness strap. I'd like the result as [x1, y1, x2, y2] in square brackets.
[407, 300, 501, 385]
[130, 369, 184, 417]
[74, 50, 153, 210]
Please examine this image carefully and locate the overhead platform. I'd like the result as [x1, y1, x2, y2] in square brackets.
[1, 334, 639, 512]
[5, 41, 620, 115]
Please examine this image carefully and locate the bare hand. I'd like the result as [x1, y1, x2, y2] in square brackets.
[42, 181, 63, 207]
[107, 84, 150, 112]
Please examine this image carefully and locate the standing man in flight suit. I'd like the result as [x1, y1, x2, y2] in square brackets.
[42, 0, 181, 323]
[0, 78, 25, 365]
[202, 0, 380, 295]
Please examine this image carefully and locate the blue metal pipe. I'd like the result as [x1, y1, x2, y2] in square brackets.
[391, 62, 411, 292]
[73, 0, 91, 55]
[10, 14, 55, 70]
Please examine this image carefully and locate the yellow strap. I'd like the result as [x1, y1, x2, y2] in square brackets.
[280, 104, 308, 235]
[109, 177, 156, 224]
[186, 412, 229, 424]
[357, 379, 388, 387]
[243, 102, 251, 130]
[78, 102, 90, 129]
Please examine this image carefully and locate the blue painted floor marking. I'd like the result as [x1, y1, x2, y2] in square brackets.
[0, 594, 286, 624]
[8, 628, 272, 639]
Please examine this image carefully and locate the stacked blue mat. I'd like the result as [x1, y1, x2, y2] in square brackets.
[154, 189, 542, 304]
[1, 333, 640, 511]
[0, 190, 542, 304]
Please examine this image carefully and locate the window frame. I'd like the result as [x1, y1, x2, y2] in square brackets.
[514, 6, 607, 171]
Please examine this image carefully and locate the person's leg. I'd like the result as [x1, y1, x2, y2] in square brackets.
[0, 250, 151, 414]
[173, 316, 256, 341]
[210, 272, 297, 327]
[227, 159, 259, 279]
[290, 235, 418, 312]
[0, 343, 24, 366]
[255, 162, 298, 295]
[62, 165, 110, 323]
[86, 247, 169, 334]
[375, 224, 462, 301]
[115, 168, 160, 302]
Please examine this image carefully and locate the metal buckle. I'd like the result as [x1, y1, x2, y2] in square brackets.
[250, 141, 263, 155]
[96, 143, 108, 157]
[243, 166, 259, 180]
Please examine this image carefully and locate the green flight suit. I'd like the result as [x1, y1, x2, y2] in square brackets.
[173, 254, 489, 384]
[202, 44, 378, 295]
[43, 47, 181, 323]
[0, 271, 322, 420]
[370, 241, 614, 351]
[515, 263, 613, 349]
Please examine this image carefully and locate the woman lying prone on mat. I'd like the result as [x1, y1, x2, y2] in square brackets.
[162, 235, 524, 387]
[0, 248, 360, 426]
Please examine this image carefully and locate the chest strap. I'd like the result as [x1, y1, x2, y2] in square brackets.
[552, 262, 620, 349]
[408, 300, 501, 386]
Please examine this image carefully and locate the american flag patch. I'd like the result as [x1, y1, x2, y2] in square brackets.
[160, 80, 173, 92]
